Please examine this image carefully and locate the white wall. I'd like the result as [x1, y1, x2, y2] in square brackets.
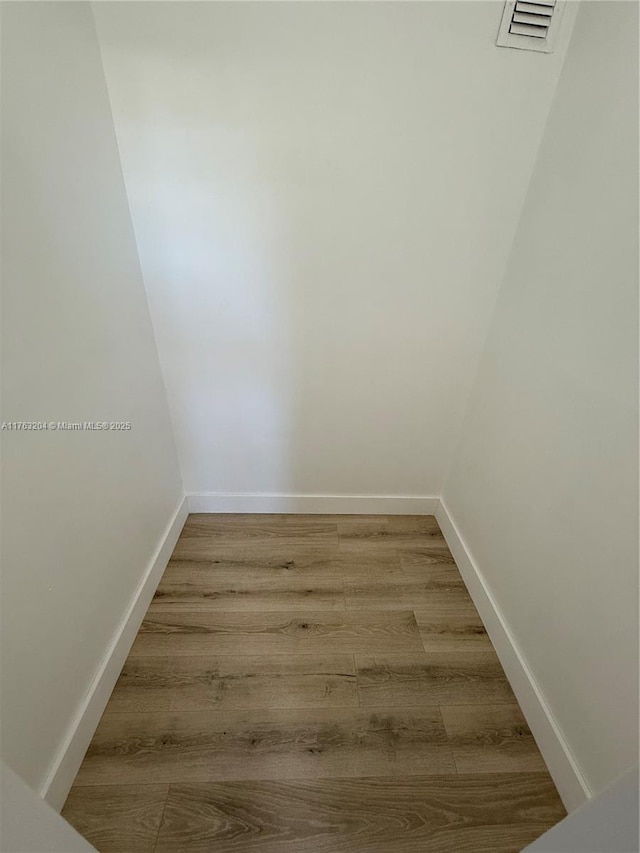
[1, 1, 183, 795]
[525, 768, 639, 853]
[442, 0, 638, 798]
[93, 1, 574, 500]
[0, 764, 94, 852]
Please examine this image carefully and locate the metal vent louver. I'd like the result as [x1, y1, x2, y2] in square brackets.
[497, 0, 563, 53]
[509, 0, 555, 37]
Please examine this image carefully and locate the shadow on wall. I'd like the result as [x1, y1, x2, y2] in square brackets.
[132, 118, 298, 493]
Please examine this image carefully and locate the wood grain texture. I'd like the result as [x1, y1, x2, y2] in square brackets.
[173, 521, 339, 561]
[415, 606, 491, 651]
[344, 577, 472, 610]
[130, 610, 425, 656]
[441, 704, 548, 774]
[150, 567, 345, 611]
[155, 775, 565, 853]
[338, 515, 440, 535]
[61, 784, 168, 852]
[384, 516, 444, 532]
[398, 549, 457, 573]
[338, 528, 447, 554]
[328, 553, 405, 580]
[62, 513, 564, 852]
[74, 707, 455, 785]
[108, 654, 358, 712]
[181, 516, 339, 539]
[163, 554, 344, 576]
[184, 514, 348, 528]
[355, 652, 515, 706]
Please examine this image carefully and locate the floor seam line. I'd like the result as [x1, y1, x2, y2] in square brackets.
[152, 783, 172, 853]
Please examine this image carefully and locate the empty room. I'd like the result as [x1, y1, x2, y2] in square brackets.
[1, 1, 638, 851]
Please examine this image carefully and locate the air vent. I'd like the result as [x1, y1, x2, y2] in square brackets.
[497, 0, 563, 53]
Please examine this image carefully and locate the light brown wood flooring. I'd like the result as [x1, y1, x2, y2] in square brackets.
[62, 514, 565, 852]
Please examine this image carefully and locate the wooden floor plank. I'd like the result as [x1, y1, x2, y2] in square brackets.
[183, 513, 342, 528]
[107, 654, 358, 712]
[74, 707, 455, 785]
[61, 784, 168, 853]
[173, 531, 339, 562]
[355, 652, 516, 706]
[338, 531, 447, 554]
[415, 606, 491, 651]
[181, 516, 338, 539]
[441, 704, 548, 774]
[162, 554, 344, 576]
[328, 553, 405, 580]
[171, 541, 342, 562]
[155, 775, 565, 853]
[344, 577, 472, 610]
[338, 515, 441, 535]
[332, 516, 390, 531]
[130, 610, 425, 656]
[398, 549, 457, 573]
[385, 516, 444, 532]
[150, 568, 345, 612]
[338, 515, 447, 553]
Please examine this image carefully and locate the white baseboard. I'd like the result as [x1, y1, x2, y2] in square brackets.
[436, 499, 591, 812]
[187, 493, 439, 515]
[41, 497, 189, 811]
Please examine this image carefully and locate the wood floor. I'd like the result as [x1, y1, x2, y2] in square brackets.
[62, 514, 565, 852]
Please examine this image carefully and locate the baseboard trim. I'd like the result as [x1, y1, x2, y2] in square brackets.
[41, 497, 189, 811]
[186, 493, 439, 515]
[435, 499, 591, 812]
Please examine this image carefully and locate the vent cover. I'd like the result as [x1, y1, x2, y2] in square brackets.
[497, 0, 563, 52]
